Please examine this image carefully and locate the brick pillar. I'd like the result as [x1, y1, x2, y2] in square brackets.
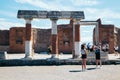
[51, 19, 58, 58]
[73, 20, 80, 58]
[24, 19, 32, 59]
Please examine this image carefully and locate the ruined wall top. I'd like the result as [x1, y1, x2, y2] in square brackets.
[17, 10, 84, 20]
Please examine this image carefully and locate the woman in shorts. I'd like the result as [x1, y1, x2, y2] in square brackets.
[81, 44, 87, 71]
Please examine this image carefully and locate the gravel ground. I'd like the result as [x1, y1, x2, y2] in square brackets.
[0, 65, 120, 80]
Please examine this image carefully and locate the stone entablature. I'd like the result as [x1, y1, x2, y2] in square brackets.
[17, 10, 84, 20]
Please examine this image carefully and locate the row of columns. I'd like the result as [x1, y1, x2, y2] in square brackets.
[24, 19, 81, 59]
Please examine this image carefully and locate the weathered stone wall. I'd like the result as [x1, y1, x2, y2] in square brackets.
[58, 25, 73, 53]
[9, 27, 26, 53]
[0, 46, 9, 52]
[0, 30, 9, 45]
[8, 27, 51, 53]
[93, 19, 119, 54]
[99, 25, 114, 53]
[117, 29, 120, 52]
[34, 29, 51, 52]
[0, 30, 9, 51]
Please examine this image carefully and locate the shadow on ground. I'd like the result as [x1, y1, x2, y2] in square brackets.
[69, 67, 96, 73]
[69, 70, 82, 72]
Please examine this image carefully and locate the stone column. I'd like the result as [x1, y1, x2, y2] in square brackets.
[51, 19, 58, 58]
[95, 22, 99, 45]
[73, 20, 80, 58]
[96, 22, 99, 45]
[24, 19, 32, 59]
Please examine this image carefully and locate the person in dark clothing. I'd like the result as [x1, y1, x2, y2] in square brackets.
[48, 45, 52, 55]
[95, 45, 102, 69]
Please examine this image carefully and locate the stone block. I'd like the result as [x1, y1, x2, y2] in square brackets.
[0, 51, 7, 59]
[87, 52, 108, 62]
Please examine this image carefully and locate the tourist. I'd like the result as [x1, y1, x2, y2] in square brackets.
[102, 44, 106, 52]
[81, 44, 87, 71]
[87, 43, 90, 52]
[114, 45, 119, 56]
[95, 44, 102, 69]
[47, 45, 52, 55]
[90, 45, 95, 52]
[106, 43, 109, 52]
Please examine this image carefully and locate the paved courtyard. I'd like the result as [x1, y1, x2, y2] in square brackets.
[0, 65, 120, 80]
[6, 53, 120, 60]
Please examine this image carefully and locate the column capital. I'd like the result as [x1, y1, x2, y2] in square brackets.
[50, 18, 58, 21]
[73, 19, 80, 25]
[25, 18, 33, 24]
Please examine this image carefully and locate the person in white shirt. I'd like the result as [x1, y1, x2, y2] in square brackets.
[81, 44, 87, 71]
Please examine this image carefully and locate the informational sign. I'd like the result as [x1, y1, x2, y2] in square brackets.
[17, 10, 85, 20]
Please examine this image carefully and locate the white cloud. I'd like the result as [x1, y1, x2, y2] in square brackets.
[0, 10, 17, 18]
[84, 8, 120, 20]
[15, 0, 74, 11]
[15, 0, 28, 3]
[82, 8, 120, 26]
[81, 36, 93, 44]
[81, 30, 91, 33]
[0, 16, 52, 29]
[0, 18, 24, 30]
[14, 0, 120, 20]
[71, 0, 99, 6]
[0, 18, 6, 21]
[15, 0, 120, 21]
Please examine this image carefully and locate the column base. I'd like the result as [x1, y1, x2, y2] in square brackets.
[73, 42, 80, 59]
[72, 54, 80, 59]
[22, 58, 32, 60]
[51, 54, 59, 58]
[22, 55, 33, 60]
[47, 54, 59, 61]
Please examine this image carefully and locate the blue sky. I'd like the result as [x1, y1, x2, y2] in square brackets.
[0, 0, 120, 43]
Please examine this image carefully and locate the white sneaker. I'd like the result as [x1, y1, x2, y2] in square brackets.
[96, 66, 98, 69]
[96, 66, 102, 69]
[82, 69, 84, 72]
[99, 66, 102, 69]
[82, 69, 86, 72]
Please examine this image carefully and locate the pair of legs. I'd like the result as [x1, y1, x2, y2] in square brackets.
[96, 59, 102, 68]
[95, 52, 102, 68]
[82, 58, 87, 71]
